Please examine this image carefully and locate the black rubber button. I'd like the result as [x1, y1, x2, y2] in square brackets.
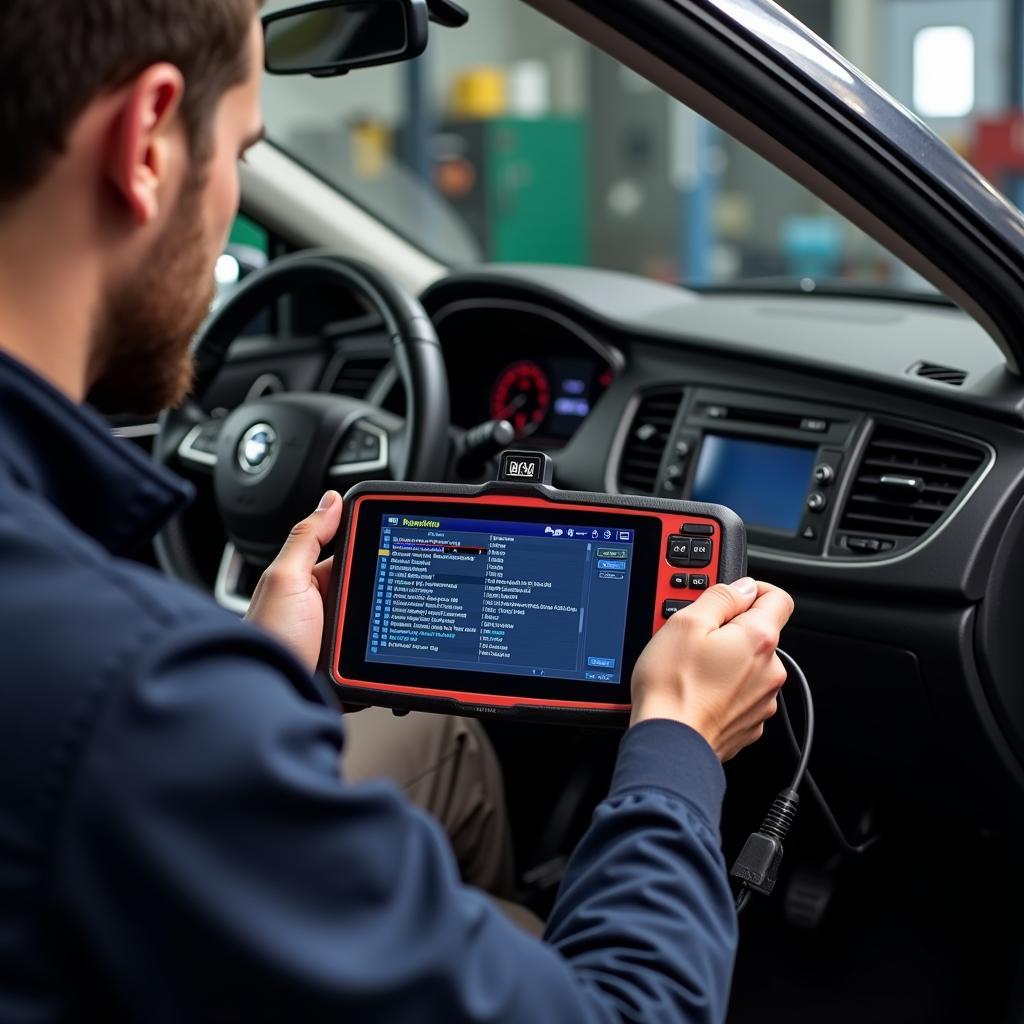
[669, 573, 689, 589]
[666, 535, 691, 566]
[662, 599, 694, 618]
[689, 574, 709, 590]
[682, 523, 714, 535]
[688, 538, 713, 567]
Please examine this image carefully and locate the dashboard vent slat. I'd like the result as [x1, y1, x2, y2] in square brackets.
[617, 388, 684, 494]
[839, 423, 985, 543]
[328, 357, 389, 399]
[909, 361, 968, 386]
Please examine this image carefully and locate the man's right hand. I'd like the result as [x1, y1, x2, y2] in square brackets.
[630, 578, 794, 761]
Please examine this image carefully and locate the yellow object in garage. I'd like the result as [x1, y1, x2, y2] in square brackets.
[351, 119, 391, 180]
[451, 67, 507, 119]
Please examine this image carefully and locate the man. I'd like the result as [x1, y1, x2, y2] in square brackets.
[0, 1, 794, 1021]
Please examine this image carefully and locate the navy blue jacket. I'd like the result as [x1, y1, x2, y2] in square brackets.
[0, 350, 737, 1022]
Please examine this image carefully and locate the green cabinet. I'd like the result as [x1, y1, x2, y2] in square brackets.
[442, 117, 588, 265]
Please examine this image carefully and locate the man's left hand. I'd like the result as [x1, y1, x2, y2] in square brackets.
[245, 491, 343, 674]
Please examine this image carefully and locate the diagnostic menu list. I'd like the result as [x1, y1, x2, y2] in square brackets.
[366, 514, 635, 683]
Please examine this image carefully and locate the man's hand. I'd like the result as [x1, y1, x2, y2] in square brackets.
[631, 578, 794, 761]
[244, 491, 343, 674]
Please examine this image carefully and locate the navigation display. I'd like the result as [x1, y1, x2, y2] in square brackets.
[692, 435, 815, 535]
[364, 513, 636, 684]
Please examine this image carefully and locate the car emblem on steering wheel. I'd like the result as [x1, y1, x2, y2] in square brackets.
[238, 423, 278, 476]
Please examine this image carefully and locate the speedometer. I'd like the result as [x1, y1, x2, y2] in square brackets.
[491, 361, 552, 439]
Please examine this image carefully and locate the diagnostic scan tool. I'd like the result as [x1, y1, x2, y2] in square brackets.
[323, 452, 746, 724]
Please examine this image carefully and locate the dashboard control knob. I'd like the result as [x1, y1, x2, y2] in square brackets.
[813, 464, 835, 485]
[665, 464, 683, 481]
[807, 491, 827, 513]
[675, 440, 691, 458]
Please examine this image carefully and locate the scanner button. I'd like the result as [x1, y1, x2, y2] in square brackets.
[688, 538, 713, 567]
[689, 574, 710, 590]
[666, 535, 691, 566]
[662, 599, 693, 618]
[669, 573, 689, 589]
[683, 523, 714, 535]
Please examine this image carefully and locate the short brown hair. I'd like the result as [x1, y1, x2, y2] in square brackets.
[0, 0, 263, 204]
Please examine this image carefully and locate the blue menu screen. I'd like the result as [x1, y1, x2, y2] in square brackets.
[365, 514, 637, 684]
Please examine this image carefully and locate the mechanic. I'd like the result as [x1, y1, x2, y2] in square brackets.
[0, 2, 793, 1021]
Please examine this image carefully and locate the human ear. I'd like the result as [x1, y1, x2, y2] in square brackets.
[106, 64, 186, 226]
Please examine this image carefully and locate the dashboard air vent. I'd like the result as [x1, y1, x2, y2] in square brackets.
[910, 361, 967, 386]
[839, 423, 985, 542]
[328, 356, 389, 399]
[617, 388, 684, 494]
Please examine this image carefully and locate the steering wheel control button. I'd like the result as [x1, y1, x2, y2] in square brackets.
[669, 573, 689, 589]
[666, 535, 691, 566]
[662, 599, 694, 618]
[813, 464, 835, 485]
[682, 523, 714, 535]
[237, 423, 278, 476]
[192, 423, 222, 454]
[806, 491, 827, 513]
[178, 421, 224, 467]
[687, 538, 713, 567]
[689, 574, 709, 590]
[339, 429, 380, 465]
[331, 424, 390, 478]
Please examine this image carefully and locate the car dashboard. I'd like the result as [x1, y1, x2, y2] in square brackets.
[203, 263, 1024, 822]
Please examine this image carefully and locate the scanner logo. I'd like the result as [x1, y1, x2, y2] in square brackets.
[506, 459, 537, 478]
[498, 450, 549, 484]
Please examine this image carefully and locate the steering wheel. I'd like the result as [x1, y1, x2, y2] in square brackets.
[153, 250, 450, 611]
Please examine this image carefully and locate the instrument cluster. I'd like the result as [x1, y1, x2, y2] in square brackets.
[435, 302, 616, 447]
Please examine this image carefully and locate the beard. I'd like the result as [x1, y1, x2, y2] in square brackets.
[87, 170, 216, 417]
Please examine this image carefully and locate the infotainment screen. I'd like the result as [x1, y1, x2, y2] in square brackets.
[364, 513, 636, 684]
[692, 435, 815, 535]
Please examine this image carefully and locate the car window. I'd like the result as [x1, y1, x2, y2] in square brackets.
[216, 213, 271, 301]
[259, 0, 1009, 294]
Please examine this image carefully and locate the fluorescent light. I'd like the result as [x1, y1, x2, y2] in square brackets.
[913, 25, 975, 119]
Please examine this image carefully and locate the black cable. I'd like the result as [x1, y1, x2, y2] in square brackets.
[776, 649, 813, 792]
[777, 679, 881, 858]
[734, 887, 753, 914]
[732, 647, 880, 913]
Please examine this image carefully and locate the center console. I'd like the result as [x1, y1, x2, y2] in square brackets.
[654, 389, 866, 556]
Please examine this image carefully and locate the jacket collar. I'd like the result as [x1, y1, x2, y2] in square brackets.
[0, 350, 193, 555]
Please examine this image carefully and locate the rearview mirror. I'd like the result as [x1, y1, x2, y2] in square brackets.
[263, 0, 428, 77]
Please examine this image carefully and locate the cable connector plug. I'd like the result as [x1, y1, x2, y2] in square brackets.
[731, 787, 800, 898]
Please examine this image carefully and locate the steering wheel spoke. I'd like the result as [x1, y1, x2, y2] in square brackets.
[214, 543, 259, 615]
[177, 418, 225, 471]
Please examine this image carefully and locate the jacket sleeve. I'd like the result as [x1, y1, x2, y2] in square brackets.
[50, 621, 737, 1024]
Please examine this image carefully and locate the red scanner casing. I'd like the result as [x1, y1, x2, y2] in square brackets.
[322, 481, 747, 725]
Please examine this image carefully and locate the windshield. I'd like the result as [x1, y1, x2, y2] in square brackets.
[261, 0, 1006, 293]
